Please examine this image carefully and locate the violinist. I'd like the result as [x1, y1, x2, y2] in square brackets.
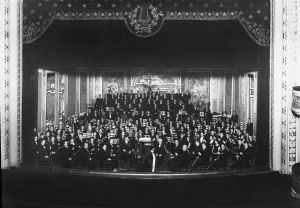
[209, 143, 228, 170]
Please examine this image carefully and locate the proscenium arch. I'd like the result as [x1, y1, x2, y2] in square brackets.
[11, 1, 277, 172]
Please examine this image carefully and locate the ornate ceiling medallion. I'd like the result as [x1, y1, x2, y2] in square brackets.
[124, 4, 164, 38]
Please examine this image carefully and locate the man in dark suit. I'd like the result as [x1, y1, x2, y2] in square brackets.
[165, 137, 175, 155]
[246, 118, 254, 136]
[199, 142, 211, 167]
[204, 102, 212, 124]
[59, 141, 73, 168]
[38, 138, 52, 166]
[79, 142, 92, 169]
[241, 142, 252, 168]
[209, 143, 228, 170]
[154, 137, 165, 168]
[99, 144, 110, 169]
[33, 135, 40, 163]
[174, 139, 181, 160]
[121, 137, 133, 165]
[190, 140, 202, 171]
[231, 111, 239, 123]
[177, 144, 190, 171]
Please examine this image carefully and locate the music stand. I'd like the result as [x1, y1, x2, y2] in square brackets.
[139, 137, 152, 151]
[106, 107, 115, 112]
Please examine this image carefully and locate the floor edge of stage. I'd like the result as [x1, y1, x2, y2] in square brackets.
[2, 166, 297, 208]
[15, 163, 272, 179]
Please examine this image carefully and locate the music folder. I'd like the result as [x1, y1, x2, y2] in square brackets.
[106, 107, 114, 112]
[178, 110, 187, 115]
[139, 137, 151, 143]
[111, 138, 119, 144]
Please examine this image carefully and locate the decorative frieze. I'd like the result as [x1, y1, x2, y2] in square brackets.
[23, 0, 270, 46]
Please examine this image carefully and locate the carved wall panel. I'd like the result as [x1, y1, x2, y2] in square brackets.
[102, 71, 124, 94]
[46, 73, 55, 122]
[131, 71, 181, 93]
[188, 72, 210, 110]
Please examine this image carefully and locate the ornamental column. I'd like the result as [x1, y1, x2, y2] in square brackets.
[0, 0, 23, 169]
[271, 0, 300, 173]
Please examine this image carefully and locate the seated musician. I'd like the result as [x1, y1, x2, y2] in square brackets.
[209, 143, 228, 170]
[191, 140, 201, 161]
[38, 138, 51, 166]
[241, 142, 252, 168]
[174, 139, 181, 160]
[33, 91, 257, 173]
[211, 140, 220, 162]
[33, 135, 40, 162]
[59, 141, 73, 168]
[165, 137, 175, 155]
[177, 144, 190, 171]
[121, 137, 133, 166]
[108, 139, 119, 171]
[88, 138, 97, 169]
[199, 142, 210, 167]
[79, 142, 92, 169]
[229, 151, 243, 169]
[121, 111, 129, 122]
[49, 136, 58, 164]
[68, 138, 78, 164]
[76, 133, 84, 149]
[191, 140, 201, 171]
[99, 144, 110, 169]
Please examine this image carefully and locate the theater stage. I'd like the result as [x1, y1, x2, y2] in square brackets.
[2, 167, 298, 208]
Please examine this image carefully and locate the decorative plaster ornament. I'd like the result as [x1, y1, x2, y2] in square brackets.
[124, 4, 164, 38]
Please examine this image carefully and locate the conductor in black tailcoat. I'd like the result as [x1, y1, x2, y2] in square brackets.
[154, 138, 165, 168]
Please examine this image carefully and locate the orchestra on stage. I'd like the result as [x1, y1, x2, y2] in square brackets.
[33, 90, 256, 172]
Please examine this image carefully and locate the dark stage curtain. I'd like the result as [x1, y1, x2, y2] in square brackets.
[23, 0, 270, 46]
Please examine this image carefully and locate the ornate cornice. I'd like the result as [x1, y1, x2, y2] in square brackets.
[23, 0, 270, 46]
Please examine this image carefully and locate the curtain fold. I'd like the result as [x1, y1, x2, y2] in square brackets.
[23, 0, 270, 46]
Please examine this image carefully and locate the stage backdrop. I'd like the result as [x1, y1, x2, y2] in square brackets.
[36, 69, 257, 134]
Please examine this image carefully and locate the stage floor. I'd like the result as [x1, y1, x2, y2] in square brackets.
[19, 163, 270, 179]
[2, 166, 297, 208]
